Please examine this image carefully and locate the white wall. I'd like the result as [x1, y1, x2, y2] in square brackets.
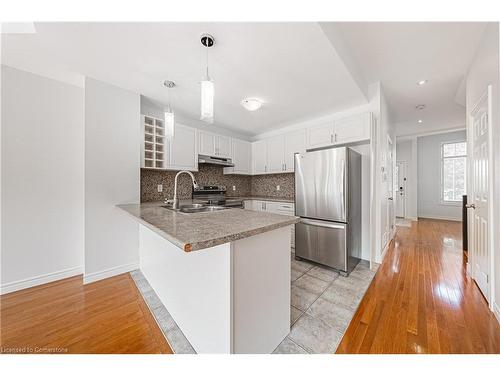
[1, 65, 84, 293]
[417, 130, 467, 221]
[465, 23, 500, 319]
[84, 78, 140, 283]
[396, 139, 418, 220]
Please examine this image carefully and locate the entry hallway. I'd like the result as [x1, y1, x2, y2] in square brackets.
[337, 219, 500, 354]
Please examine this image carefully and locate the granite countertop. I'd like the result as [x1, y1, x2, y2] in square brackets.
[232, 196, 295, 203]
[117, 201, 299, 252]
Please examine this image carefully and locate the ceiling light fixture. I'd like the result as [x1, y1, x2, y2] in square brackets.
[418, 119, 423, 123]
[415, 104, 426, 110]
[163, 80, 175, 138]
[200, 34, 215, 124]
[417, 80, 428, 86]
[241, 98, 263, 111]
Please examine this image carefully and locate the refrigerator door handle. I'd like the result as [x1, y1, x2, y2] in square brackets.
[300, 218, 345, 230]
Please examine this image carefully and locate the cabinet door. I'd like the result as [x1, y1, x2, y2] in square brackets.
[253, 140, 268, 174]
[333, 113, 371, 145]
[267, 135, 285, 173]
[252, 200, 266, 211]
[284, 130, 306, 172]
[217, 135, 232, 158]
[198, 130, 216, 156]
[232, 139, 251, 174]
[169, 124, 197, 171]
[306, 123, 334, 149]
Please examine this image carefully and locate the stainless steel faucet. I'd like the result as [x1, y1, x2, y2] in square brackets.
[167, 170, 199, 209]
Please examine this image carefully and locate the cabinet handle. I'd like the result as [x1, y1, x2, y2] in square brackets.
[330, 134, 333, 143]
[284, 163, 287, 171]
[335, 133, 338, 142]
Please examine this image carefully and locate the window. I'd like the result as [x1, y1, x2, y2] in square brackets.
[442, 141, 467, 203]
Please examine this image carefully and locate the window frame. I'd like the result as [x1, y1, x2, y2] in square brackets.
[440, 140, 467, 206]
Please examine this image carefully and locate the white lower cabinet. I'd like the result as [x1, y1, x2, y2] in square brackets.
[244, 200, 295, 248]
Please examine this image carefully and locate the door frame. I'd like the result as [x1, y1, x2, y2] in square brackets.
[395, 160, 407, 219]
[468, 84, 495, 308]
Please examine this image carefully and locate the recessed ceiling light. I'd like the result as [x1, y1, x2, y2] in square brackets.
[415, 104, 426, 110]
[417, 80, 428, 86]
[418, 119, 423, 123]
[241, 98, 263, 111]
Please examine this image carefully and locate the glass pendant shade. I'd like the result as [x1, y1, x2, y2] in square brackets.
[200, 79, 214, 123]
[164, 109, 175, 138]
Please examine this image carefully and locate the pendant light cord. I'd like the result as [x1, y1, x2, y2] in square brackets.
[205, 43, 209, 79]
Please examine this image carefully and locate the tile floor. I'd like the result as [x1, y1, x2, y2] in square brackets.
[130, 270, 195, 354]
[131, 249, 376, 354]
[272, 250, 376, 354]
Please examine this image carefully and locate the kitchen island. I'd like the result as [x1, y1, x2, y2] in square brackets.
[118, 202, 299, 353]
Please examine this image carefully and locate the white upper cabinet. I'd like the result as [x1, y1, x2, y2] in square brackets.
[284, 130, 306, 172]
[306, 122, 334, 149]
[217, 135, 232, 158]
[224, 138, 251, 175]
[168, 124, 198, 171]
[198, 130, 233, 158]
[198, 130, 217, 157]
[253, 140, 268, 174]
[267, 135, 285, 173]
[333, 112, 371, 145]
[306, 112, 371, 150]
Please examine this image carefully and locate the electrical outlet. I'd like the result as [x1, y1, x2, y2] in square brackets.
[157, 184, 163, 193]
[232, 185, 236, 191]
[276, 185, 280, 191]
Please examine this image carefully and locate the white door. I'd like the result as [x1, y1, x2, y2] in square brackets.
[284, 130, 306, 172]
[469, 86, 493, 301]
[306, 123, 333, 149]
[267, 135, 285, 173]
[395, 161, 407, 218]
[231, 139, 251, 174]
[333, 113, 371, 145]
[198, 130, 216, 157]
[169, 124, 197, 171]
[217, 135, 232, 158]
[253, 140, 268, 174]
[384, 136, 395, 247]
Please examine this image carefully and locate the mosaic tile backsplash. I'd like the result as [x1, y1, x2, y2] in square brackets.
[141, 165, 295, 202]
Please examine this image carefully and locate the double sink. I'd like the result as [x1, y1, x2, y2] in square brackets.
[162, 203, 228, 214]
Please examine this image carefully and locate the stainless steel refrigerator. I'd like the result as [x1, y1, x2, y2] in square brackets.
[294, 147, 361, 275]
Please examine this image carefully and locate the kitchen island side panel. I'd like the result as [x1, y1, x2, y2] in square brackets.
[139, 225, 232, 353]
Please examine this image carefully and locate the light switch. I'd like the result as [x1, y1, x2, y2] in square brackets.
[276, 185, 280, 191]
[157, 184, 163, 192]
[232, 186, 236, 191]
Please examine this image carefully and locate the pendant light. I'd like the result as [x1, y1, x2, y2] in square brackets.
[200, 34, 215, 124]
[163, 80, 175, 138]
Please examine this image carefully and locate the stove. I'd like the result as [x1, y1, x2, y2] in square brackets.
[192, 185, 243, 208]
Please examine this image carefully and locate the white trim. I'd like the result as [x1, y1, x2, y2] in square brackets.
[83, 262, 139, 285]
[396, 125, 466, 141]
[493, 302, 500, 325]
[418, 214, 462, 221]
[0, 266, 83, 295]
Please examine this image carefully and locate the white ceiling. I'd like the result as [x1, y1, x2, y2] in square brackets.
[1, 22, 368, 136]
[332, 22, 487, 136]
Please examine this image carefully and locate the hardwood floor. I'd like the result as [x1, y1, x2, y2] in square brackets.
[0, 273, 172, 354]
[336, 218, 500, 354]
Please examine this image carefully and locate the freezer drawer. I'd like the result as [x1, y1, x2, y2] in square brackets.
[295, 218, 347, 272]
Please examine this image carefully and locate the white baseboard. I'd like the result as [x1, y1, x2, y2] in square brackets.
[418, 214, 462, 222]
[83, 262, 139, 285]
[493, 302, 500, 325]
[0, 266, 83, 295]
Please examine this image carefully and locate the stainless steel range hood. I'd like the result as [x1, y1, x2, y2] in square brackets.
[198, 154, 235, 167]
